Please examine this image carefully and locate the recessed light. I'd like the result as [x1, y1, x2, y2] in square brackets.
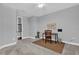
[37, 3, 45, 8]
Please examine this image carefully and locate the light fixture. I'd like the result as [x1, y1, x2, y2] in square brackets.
[37, 3, 45, 8]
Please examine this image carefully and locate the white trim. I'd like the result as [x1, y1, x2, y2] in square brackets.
[23, 36, 35, 39]
[62, 41, 79, 46]
[0, 42, 16, 49]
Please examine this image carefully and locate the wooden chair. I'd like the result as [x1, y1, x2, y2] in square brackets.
[42, 30, 52, 43]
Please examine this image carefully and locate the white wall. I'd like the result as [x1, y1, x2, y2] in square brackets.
[23, 16, 30, 38]
[17, 5, 79, 44]
[0, 4, 16, 46]
[28, 16, 39, 38]
[37, 5, 79, 43]
[1, 4, 79, 47]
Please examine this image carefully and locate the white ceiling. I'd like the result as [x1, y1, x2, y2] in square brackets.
[2, 3, 79, 17]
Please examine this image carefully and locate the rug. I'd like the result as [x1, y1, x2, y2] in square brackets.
[33, 39, 65, 53]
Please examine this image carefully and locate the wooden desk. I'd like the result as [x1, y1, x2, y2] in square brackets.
[42, 30, 58, 43]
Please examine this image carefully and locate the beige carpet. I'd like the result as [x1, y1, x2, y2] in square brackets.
[33, 39, 65, 53]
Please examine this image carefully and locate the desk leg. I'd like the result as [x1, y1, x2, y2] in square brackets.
[55, 35, 57, 43]
[55, 34, 58, 43]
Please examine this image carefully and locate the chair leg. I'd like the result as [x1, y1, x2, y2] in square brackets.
[44, 39, 46, 44]
[50, 39, 52, 43]
[55, 35, 57, 43]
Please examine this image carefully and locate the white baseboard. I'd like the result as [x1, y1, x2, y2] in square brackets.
[0, 42, 16, 49]
[23, 36, 35, 39]
[51, 39, 79, 46]
[62, 41, 79, 46]
[0, 37, 35, 50]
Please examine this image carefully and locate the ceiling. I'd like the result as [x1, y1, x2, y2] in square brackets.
[2, 3, 79, 17]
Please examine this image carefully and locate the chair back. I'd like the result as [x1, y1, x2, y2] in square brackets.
[45, 30, 52, 36]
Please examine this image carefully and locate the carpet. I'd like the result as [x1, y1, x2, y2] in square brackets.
[33, 39, 65, 53]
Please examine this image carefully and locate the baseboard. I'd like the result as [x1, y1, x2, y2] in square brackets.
[23, 36, 35, 39]
[62, 41, 79, 46]
[52, 39, 79, 46]
[0, 42, 16, 49]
